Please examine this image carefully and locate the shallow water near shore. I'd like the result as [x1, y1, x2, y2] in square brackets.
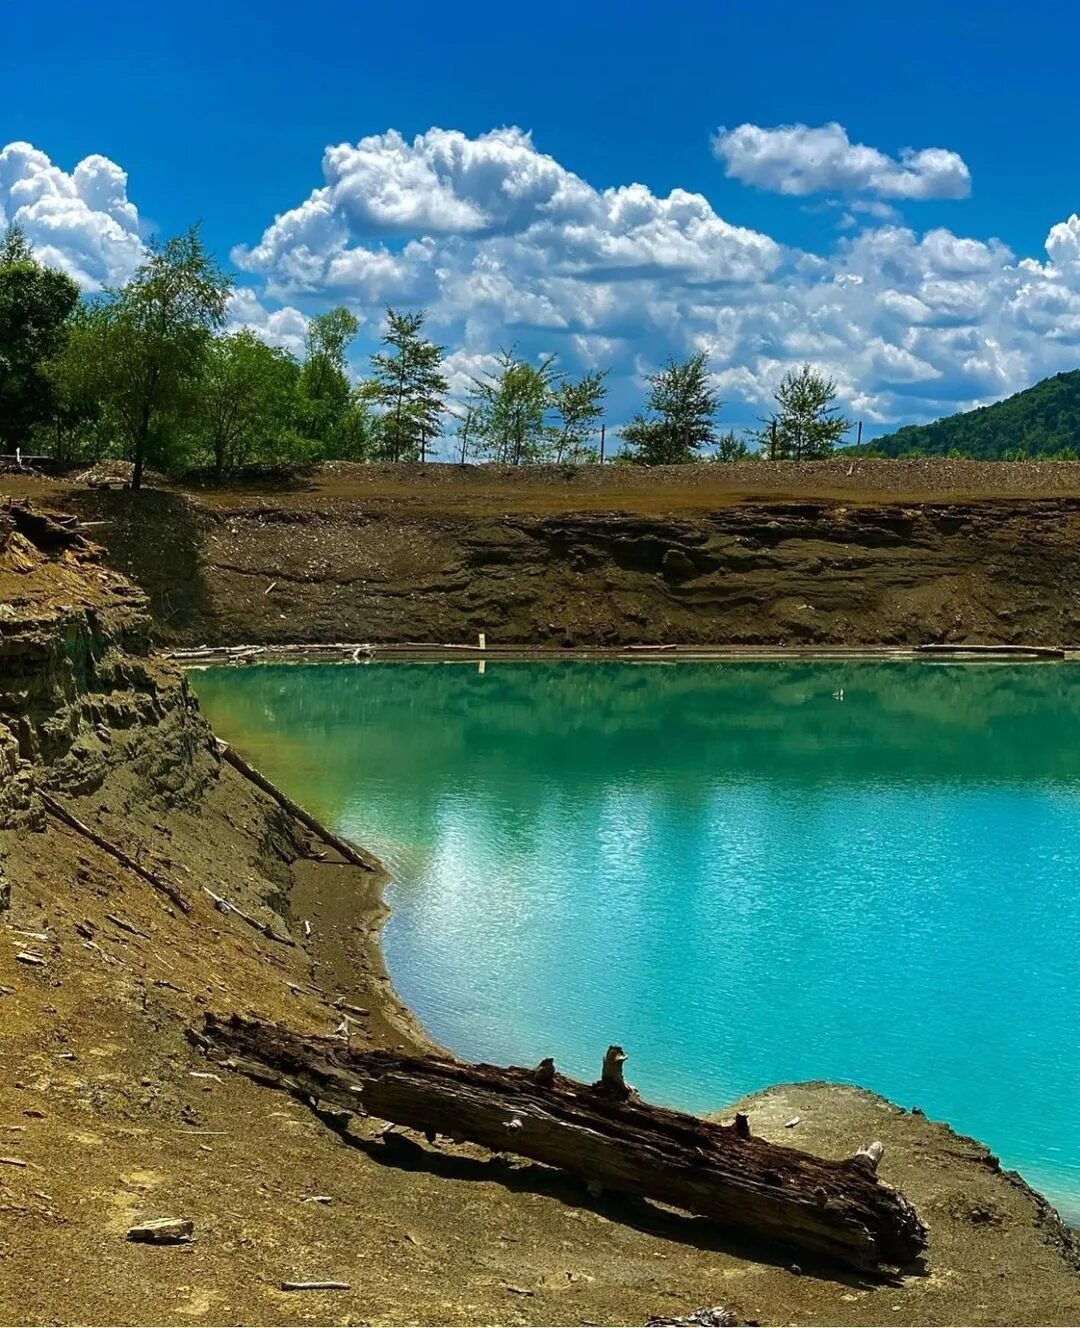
[192, 659, 1080, 1219]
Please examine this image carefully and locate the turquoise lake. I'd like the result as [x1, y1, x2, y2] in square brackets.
[191, 660, 1080, 1218]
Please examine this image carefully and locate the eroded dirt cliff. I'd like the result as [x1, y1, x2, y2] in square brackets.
[49, 467, 1080, 648]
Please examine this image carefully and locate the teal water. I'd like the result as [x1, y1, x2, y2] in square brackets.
[191, 660, 1080, 1218]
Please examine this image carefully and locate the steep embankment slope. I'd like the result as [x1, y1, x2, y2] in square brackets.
[64, 478, 1080, 647]
[1, 497, 1079, 1326]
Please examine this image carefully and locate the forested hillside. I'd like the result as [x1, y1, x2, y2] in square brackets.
[868, 371, 1080, 459]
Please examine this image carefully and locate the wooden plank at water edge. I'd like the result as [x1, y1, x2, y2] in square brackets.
[198, 1013, 927, 1274]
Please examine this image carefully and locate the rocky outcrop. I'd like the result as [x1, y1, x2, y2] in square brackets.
[0, 501, 222, 917]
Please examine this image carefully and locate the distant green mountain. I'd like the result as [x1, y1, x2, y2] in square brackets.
[861, 370, 1080, 459]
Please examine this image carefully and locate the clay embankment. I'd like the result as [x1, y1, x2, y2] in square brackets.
[0, 495, 1079, 1325]
[27, 461, 1080, 649]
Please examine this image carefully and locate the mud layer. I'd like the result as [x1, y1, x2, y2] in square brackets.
[1, 491, 1079, 1324]
[8, 459, 1080, 648]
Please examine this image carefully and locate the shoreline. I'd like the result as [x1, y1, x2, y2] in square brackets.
[169, 640, 1076, 665]
[198, 655, 1080, 1232]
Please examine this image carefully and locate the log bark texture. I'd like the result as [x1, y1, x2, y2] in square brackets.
[201, 1014, 926, 1273]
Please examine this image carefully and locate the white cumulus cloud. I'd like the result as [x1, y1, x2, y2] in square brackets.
[0, 141, 145, 289]
[713, 122, 971, 200]
[16, 130, 1080, 443]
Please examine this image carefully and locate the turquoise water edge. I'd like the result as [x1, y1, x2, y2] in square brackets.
[191, 660, 1080, 1220]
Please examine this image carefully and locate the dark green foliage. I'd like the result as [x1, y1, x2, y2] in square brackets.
[471, 350, 559, 464]
[714, 429, 751, 461]
[866, 371, 1080, 459]
[759, 364, 850, 459]
[369, 308, 448, 462]
[552, 370, 607, 463]
[0, 223, 80, 447]
[92, 226, 232, 487]
[621, 352, 721, 464]
[297, 307, 359, 445]
[196, 330, 301, 477]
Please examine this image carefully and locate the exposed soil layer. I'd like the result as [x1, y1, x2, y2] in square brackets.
[7, 460, 1080, 648]
[1, 489, 1079, 1324]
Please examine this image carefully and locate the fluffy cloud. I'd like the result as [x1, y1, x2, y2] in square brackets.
[713, 122, 971, 200]
[233, 126, 782, 301]
[233, 125, 1080, 432]
[0, 141, 145, 289]
[225, 287, 310, 358]
[16, 129, 1080, 442]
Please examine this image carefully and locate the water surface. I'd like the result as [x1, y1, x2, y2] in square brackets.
[192, 660, 1080, 1217]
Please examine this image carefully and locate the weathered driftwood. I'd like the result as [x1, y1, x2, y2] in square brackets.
[216, 743, 377, 871]
[201, 885, 294, 946]
[39, 793, 191, 913]
[200, 1014, 927, 1273]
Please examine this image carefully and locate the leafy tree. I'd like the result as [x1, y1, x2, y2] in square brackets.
[451, 399, 481, 465]
[325, 391, 378, 461]
[621, 351, 721, 464]
[39, 302, 109, 462]
[472, 350, 558, 465]
[760, 364, 850, 460]
[93, 226, 231, 488]
[298, 306, 359, 444]
[370, 308, 448, 462]
[714, 429, 751, 461]
[552, 370, 606, 463]
[195, 330, 300, 477]
[0, 223, 80, 447]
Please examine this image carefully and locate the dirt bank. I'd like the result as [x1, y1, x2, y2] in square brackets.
[1, 497, 1079, 1325]
[9, 461, 1080, 648]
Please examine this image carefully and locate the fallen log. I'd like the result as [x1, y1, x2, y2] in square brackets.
[216, 743, 377, 871]
[39, 793, 191, 913]
[200, 1014, 927, 1274]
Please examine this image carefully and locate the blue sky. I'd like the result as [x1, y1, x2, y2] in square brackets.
[5, 0, 1080, 446]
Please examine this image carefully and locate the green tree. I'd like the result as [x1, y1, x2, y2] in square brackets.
[714, 429, 751, 461]
[39, 302, 109, 462]
[298, 307, 359, 445]
[760, 363, 851, 460]
[93, 226, 231, 488]
[195, 330, 300, 478]
[0, 223, 81, 448]
[370, 308, 448, 462]
[472, 350, 558, 465]
[552, 370, 606, 463]
[621, 351, 721, 464]
[325, 391, 378, 461]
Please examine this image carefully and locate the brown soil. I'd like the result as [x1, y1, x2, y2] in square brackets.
[10, 460, 1080, 649]
[1, 484, 1079, 1325]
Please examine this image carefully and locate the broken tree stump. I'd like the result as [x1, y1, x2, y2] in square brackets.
[199, 1014, 927, 1273]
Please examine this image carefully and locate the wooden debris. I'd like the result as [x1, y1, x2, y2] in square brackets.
[201, 1014, 927, 1273]
[785, 1116, 802, 1128]
[105, 913, 150, 939]
[201, 886, 294, 946]
[217, 743, 377, 870]
[126, 1217, 194, 1244]
[15, 952, 44, 967]
[39, 793, 191, 913]
[0, 1157, 27, 1168]
[647, 1307, 738, 1327]
[852, 1141, 885, 1174]
[280, 1280, 350, 1292]
[301, 1195, 333, 1204]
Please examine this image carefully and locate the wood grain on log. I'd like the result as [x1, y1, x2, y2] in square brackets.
[199, 1013, 926, 1273]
